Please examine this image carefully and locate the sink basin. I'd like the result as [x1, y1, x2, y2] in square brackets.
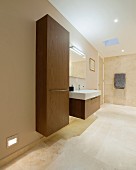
[69, 89, 101, 100]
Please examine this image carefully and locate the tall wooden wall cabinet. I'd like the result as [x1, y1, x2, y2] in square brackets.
[36, 15, 69, 136]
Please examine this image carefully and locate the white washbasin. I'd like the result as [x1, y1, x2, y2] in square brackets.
[69, 89, 101, 100]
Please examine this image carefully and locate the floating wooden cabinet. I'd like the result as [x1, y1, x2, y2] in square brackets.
[36, 15, 69, 136]
[69, 97, 100, 119]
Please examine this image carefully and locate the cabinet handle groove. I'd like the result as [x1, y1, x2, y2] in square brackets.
[49, 89, 69, 92]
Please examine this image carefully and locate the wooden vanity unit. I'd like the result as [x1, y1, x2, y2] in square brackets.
[69, 90, 101, 119]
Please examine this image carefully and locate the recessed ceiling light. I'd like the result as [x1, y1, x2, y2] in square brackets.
[122, 49, 125, 52]
[114, 19, 118, 23]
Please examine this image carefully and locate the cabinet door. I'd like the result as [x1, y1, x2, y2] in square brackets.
[46, 90, 69, 136]
[47, 16, 69, 90]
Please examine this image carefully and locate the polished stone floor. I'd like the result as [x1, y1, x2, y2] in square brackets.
[2, 104, 136, 170]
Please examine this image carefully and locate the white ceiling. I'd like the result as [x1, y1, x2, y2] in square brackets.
[49, 0, 136, 57]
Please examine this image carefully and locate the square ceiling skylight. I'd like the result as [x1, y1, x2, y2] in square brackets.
[103, 38, 119, 46]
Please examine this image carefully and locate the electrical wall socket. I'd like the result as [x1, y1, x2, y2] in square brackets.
[7, 135, 18, 148]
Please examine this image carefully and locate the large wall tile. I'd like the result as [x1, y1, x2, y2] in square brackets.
[104, 54, 136, 107]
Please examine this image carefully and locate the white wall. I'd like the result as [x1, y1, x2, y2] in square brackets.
[69, 77, 86, 90]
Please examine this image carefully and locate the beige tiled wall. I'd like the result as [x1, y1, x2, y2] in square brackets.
[69, 77, 86, 90]
[70, 61, 86, 79]
[104, 54, 136, 106]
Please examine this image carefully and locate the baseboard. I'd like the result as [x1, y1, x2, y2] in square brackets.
[0, 136, 46, 168]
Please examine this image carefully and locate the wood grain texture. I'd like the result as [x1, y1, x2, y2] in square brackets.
[46, 91, 69, 136]
[47, 16, 69, 90]
[85, 97, 100, 119]
[36, 15, 69, 136]
[69, 99, 85, 119]
[36, 16, 47, 135]
[69, 97, 100, 120]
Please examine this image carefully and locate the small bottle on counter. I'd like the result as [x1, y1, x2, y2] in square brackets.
[69, 85, 74, 91]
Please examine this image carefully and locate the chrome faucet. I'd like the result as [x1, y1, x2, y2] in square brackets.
[78, 84, 80, 90]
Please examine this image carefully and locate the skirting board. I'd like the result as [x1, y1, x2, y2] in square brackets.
[0, 136, 46, 168]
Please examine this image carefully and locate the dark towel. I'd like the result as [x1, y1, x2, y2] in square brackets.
[114, 73, 126, 89]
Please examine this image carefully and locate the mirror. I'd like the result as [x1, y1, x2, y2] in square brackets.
[69, 50, 86, 79]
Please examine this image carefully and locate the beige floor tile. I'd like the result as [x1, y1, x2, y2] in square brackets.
[2, 104, 136, 170]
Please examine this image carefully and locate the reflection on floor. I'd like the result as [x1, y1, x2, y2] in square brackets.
[2, 104, 136, 170]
